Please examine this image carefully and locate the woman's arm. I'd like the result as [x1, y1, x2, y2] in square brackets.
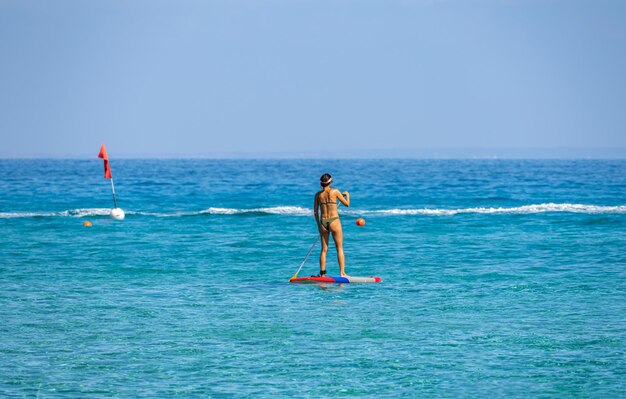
[336, 189, 350, 207]
[313, 192, 322, 226]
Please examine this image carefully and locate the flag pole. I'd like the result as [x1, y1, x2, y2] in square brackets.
[99, 143, 125, 220]
[110, 178, 118, 209]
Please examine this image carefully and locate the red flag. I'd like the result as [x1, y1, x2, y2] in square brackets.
[98, 144, 112, 179]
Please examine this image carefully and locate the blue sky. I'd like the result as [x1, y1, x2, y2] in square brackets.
[1, 0, 625, 158]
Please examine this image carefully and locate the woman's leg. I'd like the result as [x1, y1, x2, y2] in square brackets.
[319, 228, 330, 275]
[330, 221, 349, 277]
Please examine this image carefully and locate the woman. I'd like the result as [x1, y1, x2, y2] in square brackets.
[314, 173, 350, 277]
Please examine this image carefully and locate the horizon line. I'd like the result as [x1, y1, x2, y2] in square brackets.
[2, 147, 626, 160]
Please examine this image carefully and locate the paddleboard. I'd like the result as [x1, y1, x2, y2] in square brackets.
[290, 276, 382, 284]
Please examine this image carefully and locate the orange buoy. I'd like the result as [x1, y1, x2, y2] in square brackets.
[83, 221, 92, 227]
[356, 218, 365, 226]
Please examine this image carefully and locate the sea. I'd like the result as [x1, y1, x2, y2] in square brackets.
[1, 159, 625, 398]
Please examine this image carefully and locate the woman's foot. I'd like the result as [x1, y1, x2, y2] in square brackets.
[340, 273, 350, 278]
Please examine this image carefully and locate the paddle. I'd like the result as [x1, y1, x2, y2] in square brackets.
[290, 236, 319, 281]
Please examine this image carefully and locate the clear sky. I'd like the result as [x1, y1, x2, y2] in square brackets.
[1, 0, 625, 158]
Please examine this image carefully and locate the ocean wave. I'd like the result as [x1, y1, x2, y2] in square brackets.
[0, 208, 116, 218]
[188, 204, 626, 216]
[198, 206, 312, 216]
[0, 206, 314, 219]
[1, 203, 625, 219]
[358, 203, 626, 216]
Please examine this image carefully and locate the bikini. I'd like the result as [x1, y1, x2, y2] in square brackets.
[319, 194, 339, 230]
[321, 216, 339, 230]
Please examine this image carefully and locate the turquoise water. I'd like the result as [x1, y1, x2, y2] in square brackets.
[1, 159, 625, 398]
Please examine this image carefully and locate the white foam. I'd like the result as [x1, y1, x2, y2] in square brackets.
[0, 208, 114, 218]
[198, 206, 312, 216]
[249, 206, 311, 216]
[61, 208, 114, 217]
[198, 207, 240, 215]
[1, 203, 624, 219]
[0, 211, 56, 218]
[358, 203, 626, 216]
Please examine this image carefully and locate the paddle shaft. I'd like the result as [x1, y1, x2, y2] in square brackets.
[291, 236, 319, 280]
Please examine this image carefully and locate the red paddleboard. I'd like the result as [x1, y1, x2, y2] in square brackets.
[290, 276, 382, 284]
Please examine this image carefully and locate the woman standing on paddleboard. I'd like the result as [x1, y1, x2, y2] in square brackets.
[314, 173, 350, 277]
